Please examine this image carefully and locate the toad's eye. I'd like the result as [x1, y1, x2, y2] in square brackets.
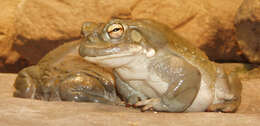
[107, 23, 124, 39]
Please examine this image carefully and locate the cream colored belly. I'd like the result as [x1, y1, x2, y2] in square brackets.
[116, 67, 169, 98]
[186, 79, 214, 112]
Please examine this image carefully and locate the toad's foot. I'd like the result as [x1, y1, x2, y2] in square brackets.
[135, 98, 162, 111]
[206, 100, 240, 113]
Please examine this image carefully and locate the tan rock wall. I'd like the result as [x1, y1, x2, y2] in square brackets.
[0, 0, 20, 63]
[235, 0, 260, 64]
[0, 0, 245, 72]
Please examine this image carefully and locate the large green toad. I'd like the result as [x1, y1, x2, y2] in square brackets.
[79, 18, 242, 112]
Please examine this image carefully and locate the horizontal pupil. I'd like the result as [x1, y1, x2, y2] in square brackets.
[112, 28, 121, 32]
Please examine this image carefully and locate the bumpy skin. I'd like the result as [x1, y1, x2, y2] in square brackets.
[79, 19, 242, 112]
[13, 41, 118, 104]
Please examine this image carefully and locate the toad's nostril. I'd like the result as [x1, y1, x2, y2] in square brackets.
[81, 22, 99, 37]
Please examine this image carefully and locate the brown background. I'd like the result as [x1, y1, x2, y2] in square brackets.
[0, 0, 259, 125]
[0, 0, 247, 72]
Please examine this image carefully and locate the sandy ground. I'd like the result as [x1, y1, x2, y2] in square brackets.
[0, 73, 259, 126]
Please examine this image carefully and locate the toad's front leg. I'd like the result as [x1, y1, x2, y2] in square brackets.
[135, 82, 200, 112]
[114, 72, 148, 106]
[135, 63, 201, 112]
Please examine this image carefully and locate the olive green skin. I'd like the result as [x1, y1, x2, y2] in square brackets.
[79, 19, 242, 112]
[13, 41, 118, 104]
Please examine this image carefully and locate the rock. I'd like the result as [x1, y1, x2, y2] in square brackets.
[220, 63, 260, 80]
[0, 58, 30, 73]
[235, 0, 260, 64]
[0, 73, 259, 126]
[13, 0, 139, 64]
[133, 0, 245, 62]
[0, 1, 18, 59]
[0, 0, 23, 73]
[0, 0, 246, 72]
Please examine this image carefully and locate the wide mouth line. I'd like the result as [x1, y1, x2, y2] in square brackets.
[80, 41, 144, 57]
[83, 51, 139, 59]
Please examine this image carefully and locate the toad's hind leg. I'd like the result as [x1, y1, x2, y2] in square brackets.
[58, 71, 117, 104]
[13, 65, 40, 99]
[207, 71, 242, 112]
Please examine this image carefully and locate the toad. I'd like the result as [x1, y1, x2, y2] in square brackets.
[13, 41, 118, 104]
[79, 18, 242, 112]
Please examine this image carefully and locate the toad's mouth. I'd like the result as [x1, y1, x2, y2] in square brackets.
[79, 42, 144, 67]
[79, 42, 143, 59]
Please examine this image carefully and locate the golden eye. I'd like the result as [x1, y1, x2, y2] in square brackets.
[107, 23, 124, 39]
